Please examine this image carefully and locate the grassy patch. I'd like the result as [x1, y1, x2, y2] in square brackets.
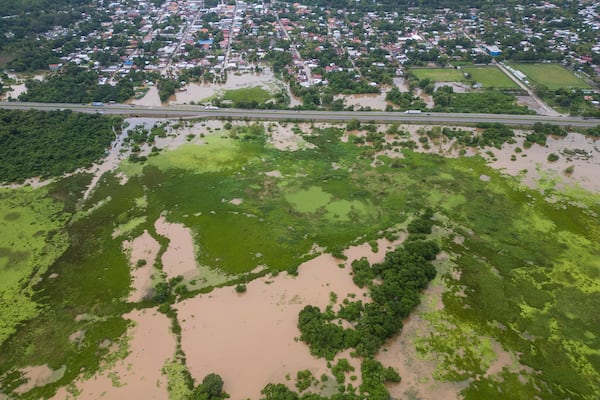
[410, 68, 465, 82]
[0, 186, 70, 345]
[509, 63, 590, 90]
[285, 186, 332, 213]
[461, 66, 518, 89]
[221, 87, 272, 107]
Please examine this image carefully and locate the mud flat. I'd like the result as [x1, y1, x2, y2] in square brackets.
[131, 86, 162, 107]
[484, 131, 600, 193]
[53, 308, 175, 400]
[174, 239, 400, 399]
[14, 365, 66, 395]
[335, 93, 389, 111]
[154, 216, 199, 281]
[267, 124, 316, 151]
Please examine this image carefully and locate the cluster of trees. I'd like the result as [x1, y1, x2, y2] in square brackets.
[269, 210, 438, 399]
[158, 78, 180, 103]
[326, 72, 380, 95]
[385, 87, 427, 110]
[432, 86, 532, 114]
[19, 64, 134, 103]
[297, 209, 438, 379]
[535, 87, 600, 117]
[439, 123, 515, 149]
[260, 357, 400, 399]
[191, 373, 229, 400]
[0, 0, 90, 41]
[0, 109, 121, 183]
[523, 122, 567, 146]
[586, 125, 600, 137]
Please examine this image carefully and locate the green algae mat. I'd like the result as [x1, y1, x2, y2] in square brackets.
[1, 122, 599, 399]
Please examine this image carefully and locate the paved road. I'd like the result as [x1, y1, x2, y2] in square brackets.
[1, 101, 598, 128]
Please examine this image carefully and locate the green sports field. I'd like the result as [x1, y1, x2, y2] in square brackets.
[509, 63, 591, 90]
[461, 66, 518, 89]
[410, 68, 465, 82]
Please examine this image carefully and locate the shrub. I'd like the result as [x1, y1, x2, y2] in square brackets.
[235, 284, 247, 293]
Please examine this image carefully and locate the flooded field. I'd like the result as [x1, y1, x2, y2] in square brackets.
[2, 117, 600, 400]
[335, 92, 389, 111]
[131, 68, 293, 107]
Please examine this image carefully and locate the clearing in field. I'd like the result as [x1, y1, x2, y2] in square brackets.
[410, 68, 465, 82]
[461, 66, 518, 89]
[509, 63, 590, 90]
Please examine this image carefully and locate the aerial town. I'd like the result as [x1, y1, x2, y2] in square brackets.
[1, 0, 599, 113]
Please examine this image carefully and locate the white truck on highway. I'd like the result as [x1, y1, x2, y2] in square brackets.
[404, 109, 422, 114]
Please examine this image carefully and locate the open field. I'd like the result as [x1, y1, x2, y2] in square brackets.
[509, 63, 591, 90]
[1, 118, 599, 400]
[461, 66, 518, 89]
[410, 68, 465, 82]
[222, 87, 272, 104]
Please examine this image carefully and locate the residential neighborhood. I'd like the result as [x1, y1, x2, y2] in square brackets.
[0, 0, 599, 114]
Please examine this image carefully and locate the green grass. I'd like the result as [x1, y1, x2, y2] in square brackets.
[509, 63, 591, 90]
[285, 186, 332, 213]
[0, 186, 70, 345]
[222, 87, 272, 104]
[461, 66, 518, 89]
[410, 68, 465, 82]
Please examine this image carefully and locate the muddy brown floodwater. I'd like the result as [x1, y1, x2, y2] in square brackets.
[175, 238, 398, 399]
[122, 229, 161, 302]
[154, 216, 199, 281]
[53, 308, 175, 400]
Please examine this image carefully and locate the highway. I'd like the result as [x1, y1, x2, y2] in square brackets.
[0, 101, 599, 128]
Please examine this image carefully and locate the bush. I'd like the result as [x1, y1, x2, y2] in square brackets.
[548, 153, 559, 162]
[235, 284, 247, 293]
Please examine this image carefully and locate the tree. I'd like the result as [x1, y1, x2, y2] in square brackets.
[260, 383, 299, 400]
[346, 119, 361, 131]
[202, 373, 224, 398]
[192, 373, 228, 400]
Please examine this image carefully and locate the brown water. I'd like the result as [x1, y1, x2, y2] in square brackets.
[53, 308, 175, 400]
[174, 239, 400, 400]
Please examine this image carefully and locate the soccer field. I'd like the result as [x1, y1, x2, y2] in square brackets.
[461, 66, 518, 89]
[509, 63, 590, 90]
[410, 68, 465, 82]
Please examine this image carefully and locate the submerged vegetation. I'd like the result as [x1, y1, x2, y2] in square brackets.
[0, 116, 599, 399]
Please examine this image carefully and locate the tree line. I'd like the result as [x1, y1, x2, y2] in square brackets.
[0, 109, 122, 183]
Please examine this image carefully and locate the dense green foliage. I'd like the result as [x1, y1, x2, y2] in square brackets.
[0, 109, 121, 182]
[19, 64, 134, 103]
[158, 78, 180, 102]
[427, 124, 515, 149]
[433, 86, 533, 114]
[298, 216, 439, 363]
[0, 0, 90, 43]
[586, 125, 600, 137]
[191, 373, 228, 400]
[385, 87, 426, 111]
